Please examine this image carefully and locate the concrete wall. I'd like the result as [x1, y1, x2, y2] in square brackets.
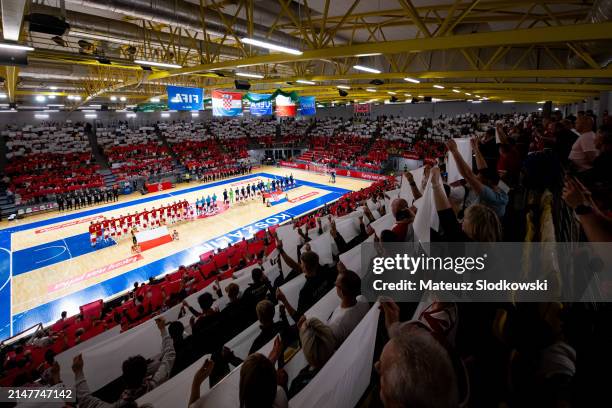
[564, 91, 612, 123]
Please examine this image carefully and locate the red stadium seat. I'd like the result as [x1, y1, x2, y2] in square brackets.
[80, 299, 104, 320]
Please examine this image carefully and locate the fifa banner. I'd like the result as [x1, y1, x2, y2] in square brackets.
[212, 90, 243, 117]
[167, 85, 204, 111]
[275, 94, 297, 117]
[298, 96, 316, 116]
[248, 93, 273, 116]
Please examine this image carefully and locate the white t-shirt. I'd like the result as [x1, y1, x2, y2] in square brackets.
[327, 296, 370, 345]
[569, 131, 598, 171]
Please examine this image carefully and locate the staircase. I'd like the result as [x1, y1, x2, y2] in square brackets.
[0, 132, 16, 217]
[156, 128, 185, 176]
[0, 131, 7, 172]
[360, 122, 382, 156]
[99, 168, 118, 189]
[300, 120, 317, 146]
[275, 123, 282, 144]
[0, 192, 16, 219]
[86, 127, 110, 170]
[156, 128, 179, 162]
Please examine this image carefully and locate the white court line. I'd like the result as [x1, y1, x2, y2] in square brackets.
[0, 247, 11, 293]
[34, 245, 67, 264]
[62, 238, 74, 264]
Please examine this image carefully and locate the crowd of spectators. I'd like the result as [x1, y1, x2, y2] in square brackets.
[2, 109, 611, 407]
[1, 123, 103, 205]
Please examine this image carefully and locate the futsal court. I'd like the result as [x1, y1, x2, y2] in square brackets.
[0, 166, 370, 335]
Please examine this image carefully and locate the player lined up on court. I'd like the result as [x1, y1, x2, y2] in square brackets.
[195, 193, 219, 216]
[222, 175, 296, 207]
[88, 200, 190, 247]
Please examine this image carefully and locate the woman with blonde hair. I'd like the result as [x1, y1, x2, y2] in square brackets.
[431, 167, 502, 242]
[278, 317, 336, 398]
[462, 204, 503, 242]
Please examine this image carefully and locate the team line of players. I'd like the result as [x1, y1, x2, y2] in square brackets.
[88, 175, 296, 246]
[88, 200, 194, 246]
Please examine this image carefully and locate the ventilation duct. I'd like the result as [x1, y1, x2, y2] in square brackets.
[29, 4, 242, 59]
[64, 0, 303, 51]
[568, 0, 612, 68]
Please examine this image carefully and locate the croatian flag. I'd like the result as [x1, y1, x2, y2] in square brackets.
[275, 95, 297, 117]
[212, 90, 243, 117]
[135, 226, 173, 251]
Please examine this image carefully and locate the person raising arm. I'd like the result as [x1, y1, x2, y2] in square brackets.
[446, 138, 508, 218]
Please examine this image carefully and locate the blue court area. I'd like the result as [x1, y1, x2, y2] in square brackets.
[2, 173, 353, 338]
[12, 234, 116, 276]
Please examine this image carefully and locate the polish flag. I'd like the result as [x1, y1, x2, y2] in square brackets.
[275, 95, 297, 117]
[136, 226, 173, 251]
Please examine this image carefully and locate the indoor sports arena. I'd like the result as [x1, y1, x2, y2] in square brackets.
[0, 1, 611, 407]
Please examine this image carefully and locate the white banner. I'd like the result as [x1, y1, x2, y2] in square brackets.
[289, 303, 380, 408]
[446, 138, 472, 184]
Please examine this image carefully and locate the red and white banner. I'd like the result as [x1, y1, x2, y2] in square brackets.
[278, 161, 305, 169]
[275, 95, 297, 117]
[145, 181, 173, 193]
[335, 168, 389, 181]
[278, 161, 388, 182]
[136, 226, 173, 251]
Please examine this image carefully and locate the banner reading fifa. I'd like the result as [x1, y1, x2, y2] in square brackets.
[275, 94, 297, 117]
[167, 86, 204, 111]
[248, 93, 273, 116]
[298, 96, 316, 116]
[212, 90, 243, 117]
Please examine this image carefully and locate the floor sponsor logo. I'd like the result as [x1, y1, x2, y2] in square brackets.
[35, 215, 105, 234]
[197, 212, 293, 253]
[229, 177, 265, 187]
[47, 254, 144, 293]
[288, 191, 319, 203]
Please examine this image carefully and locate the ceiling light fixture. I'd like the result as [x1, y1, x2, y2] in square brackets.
[134, 59, 182, 69]
[235, 72, 264, 79]
[404, 77, 420, 84]
[353, 65, 381, 74]
[0, 42, 34, 51]
[336, 85, 351, 90]
[433, 84, 445, 89]
[240, 38, 303, 55]
[296, 79, 316, 85]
